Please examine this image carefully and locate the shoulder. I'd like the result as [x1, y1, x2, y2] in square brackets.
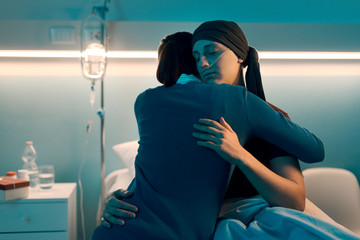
[212, 83, 246, 93]
[136, 85, 164, 101]
[193, 82, 246, 93]
[134, 86, 165, 113]
[213, 84, 247, 102]
[189, 83, 248, 106]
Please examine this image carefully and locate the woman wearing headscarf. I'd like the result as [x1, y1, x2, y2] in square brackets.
[191, 21, 359, 239]
[91, 30, 326, 239]
[191, 20, 305, 212]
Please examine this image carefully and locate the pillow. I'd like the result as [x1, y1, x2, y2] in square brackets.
[108, 169, 134, 194]
[112, 140, 139, 179]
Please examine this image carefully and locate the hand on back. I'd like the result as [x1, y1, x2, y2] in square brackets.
[101, 189, 138, 228]
[193, 117, 249, 165]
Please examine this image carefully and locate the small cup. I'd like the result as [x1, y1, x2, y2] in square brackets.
[38, 165, 55, 190]
[18, 169, 29, 180]
[28, 170, 39, 188]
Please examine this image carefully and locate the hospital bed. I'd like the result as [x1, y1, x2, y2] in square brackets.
[97, 140, 360, 237]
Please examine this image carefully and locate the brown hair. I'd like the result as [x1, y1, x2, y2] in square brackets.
[157, 32, 199, 87]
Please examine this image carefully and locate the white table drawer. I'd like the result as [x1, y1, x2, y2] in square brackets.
[0, 201, 67, 232]
[0, 231, 67, 240]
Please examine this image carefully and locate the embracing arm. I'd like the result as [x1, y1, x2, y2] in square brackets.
[193, 118, 305, 210]
[239, 151, 305, 210]
[100, 94, 145, 228]
[246, 91, 324, 163]
[101, 189, 139, 228]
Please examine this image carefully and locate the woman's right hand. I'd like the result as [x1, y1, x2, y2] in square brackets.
[101, 189, 139, 228]
[193, 117, 248, 165]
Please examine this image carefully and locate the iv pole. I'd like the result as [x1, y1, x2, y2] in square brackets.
[80, 0, 110, 225]
[93, 3, 108, 224]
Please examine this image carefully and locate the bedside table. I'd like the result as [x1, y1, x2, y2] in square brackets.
[0, 183, 77, 240]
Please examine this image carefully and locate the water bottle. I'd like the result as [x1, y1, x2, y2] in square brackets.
[21, 141, 39, 188]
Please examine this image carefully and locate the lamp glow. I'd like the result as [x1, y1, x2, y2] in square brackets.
[259, 52, 360, 60]
[1, 50, 360, 60]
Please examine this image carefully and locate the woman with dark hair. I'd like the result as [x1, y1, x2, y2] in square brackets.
[156, 32, 200, 87]
[101, 21, 307, 228]
[91, 30, 326, 239]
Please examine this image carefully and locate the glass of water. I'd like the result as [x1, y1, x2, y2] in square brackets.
[38, 165, 55, 190]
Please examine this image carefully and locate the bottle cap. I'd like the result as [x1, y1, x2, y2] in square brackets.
[6, 171, 17, 176]
[25, 141, 33, 145]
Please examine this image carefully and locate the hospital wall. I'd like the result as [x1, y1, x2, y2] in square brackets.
[0, 21, 359, 239]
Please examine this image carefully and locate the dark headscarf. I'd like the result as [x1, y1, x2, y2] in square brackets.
[192, 20, 265, 100]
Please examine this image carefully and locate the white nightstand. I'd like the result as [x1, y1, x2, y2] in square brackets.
[0, 183, 77, 240]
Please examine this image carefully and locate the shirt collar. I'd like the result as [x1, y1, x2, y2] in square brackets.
[176, 74, 202, 85]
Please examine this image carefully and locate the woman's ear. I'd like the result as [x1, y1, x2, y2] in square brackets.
[237, 58, 243, 64]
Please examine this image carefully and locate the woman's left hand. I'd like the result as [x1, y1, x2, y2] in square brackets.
[192, 117, 247, 165]
[101, 189, 138, 228]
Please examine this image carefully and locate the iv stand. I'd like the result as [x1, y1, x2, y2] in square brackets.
[98, 76, 105, 224]
[80, 0, 110, 225]
[93, 3, 109, 224]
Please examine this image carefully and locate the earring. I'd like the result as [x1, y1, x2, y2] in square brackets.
[237, 58, 241, 63]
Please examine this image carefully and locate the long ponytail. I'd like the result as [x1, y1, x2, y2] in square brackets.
[243, 47, 265, 101]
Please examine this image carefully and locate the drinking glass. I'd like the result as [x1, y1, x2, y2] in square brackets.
[38, 165, 55, 190]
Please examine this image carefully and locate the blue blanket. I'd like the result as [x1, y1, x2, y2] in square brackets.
[214, 196, 360, 240]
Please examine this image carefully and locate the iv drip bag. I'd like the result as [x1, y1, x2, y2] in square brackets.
[80, 13, 108, 81]
[82, 43, 106, 80]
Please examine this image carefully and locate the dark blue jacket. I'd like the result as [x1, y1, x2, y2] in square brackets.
[92, 82, 324, 240]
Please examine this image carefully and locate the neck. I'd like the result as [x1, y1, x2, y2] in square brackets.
[234, 65, 245, 86]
